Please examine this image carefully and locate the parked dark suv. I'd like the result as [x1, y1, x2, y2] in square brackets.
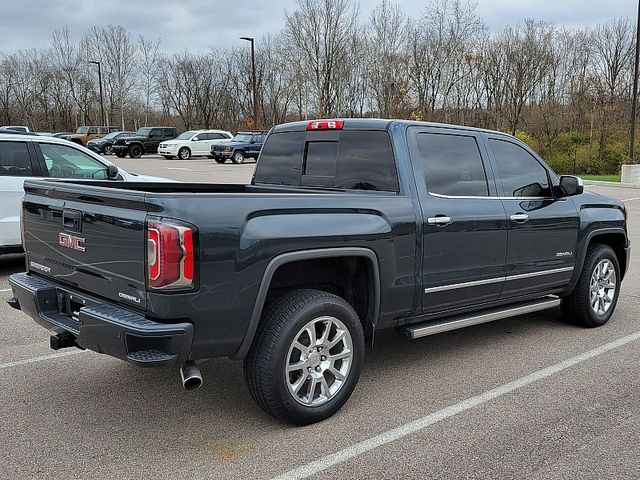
[112, 127, 178, 158]
[86, 131, 137, 155]
[210, 130, 268, 164]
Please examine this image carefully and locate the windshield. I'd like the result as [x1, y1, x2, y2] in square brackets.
[233, 134, 253, 143]
[136, 127, 152, 136]
[76, 127, 88, 134]
[176, 131, 196, 140]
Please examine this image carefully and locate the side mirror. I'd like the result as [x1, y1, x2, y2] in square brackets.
[192, 137, 198, 141]
[106, 164, 119, 180]
[558, 175, 583, 197]
[249, 140, 256, 144]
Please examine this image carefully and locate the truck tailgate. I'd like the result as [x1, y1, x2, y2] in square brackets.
[22, 180, 149, 310]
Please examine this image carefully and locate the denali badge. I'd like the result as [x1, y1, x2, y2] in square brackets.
[118, 292, 141, 304]
[556, 251, 573, 257]
[30, 261, 51, 273]
[59, 232, 86, 252]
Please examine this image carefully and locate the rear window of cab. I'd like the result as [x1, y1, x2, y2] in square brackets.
[254, 130, 399, 192]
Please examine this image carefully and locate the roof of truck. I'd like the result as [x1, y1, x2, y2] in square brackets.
[271, 118, 510, 137]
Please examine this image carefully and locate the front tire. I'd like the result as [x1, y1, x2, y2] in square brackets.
[561, 244, 620, 328]
[178, 147, 191, 160]
[244, 289, 364, 425]
[128, 145, 142, 159]
[232, 151, 245, 164]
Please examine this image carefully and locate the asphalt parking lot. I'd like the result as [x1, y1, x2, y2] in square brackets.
[1, 162, 639, 479]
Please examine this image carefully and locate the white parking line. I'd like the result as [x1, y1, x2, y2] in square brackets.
[0, 349, 86, 370]
[166, 167, 191, 171]
[622, 197, 640, 202]
[273, 329, 640, 480]
[0, 288, 11, 293]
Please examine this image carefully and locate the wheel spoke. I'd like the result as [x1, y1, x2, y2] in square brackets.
[287, 361, 306, 373]
[320, 375, 332, 399]
[329, 366, 346, 381]
[328, 329, 346, 348]
[306, 376, 318, 405]
[305, 327, 317, 347]
[292, 373, 309, 394]
[319, 319, 332, 345]
[599, 297, 605, 314]
[331, 349, 352, 361]
[292, 341, 307, 353]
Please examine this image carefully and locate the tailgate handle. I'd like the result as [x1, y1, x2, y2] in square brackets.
[62, 210, 82, 232]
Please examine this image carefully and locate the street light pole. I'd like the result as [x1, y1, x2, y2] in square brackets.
[629, 0, 640, 165]
[89, 61, 105, 126]
[240, 36, 258, 130]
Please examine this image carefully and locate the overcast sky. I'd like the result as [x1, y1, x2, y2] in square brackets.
[0, 0, 637, 53]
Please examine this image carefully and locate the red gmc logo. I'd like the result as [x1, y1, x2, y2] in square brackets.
[58, 232, 86, 252]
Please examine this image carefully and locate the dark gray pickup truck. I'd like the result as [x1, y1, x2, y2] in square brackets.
[8, 119, 630, 424]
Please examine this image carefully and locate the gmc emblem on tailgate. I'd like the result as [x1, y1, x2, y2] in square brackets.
[58, 232, 86, 252]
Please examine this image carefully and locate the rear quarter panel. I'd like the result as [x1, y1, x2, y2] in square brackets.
[146, 192, 418, 358]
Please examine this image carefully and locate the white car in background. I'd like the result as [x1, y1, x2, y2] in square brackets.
[0, 132, 172, 255]
[158, 129, 233, 160]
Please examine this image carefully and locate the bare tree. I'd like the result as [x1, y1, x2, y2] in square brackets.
[284, 0, 359, 116]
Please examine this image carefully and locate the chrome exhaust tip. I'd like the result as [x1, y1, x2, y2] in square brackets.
[180, 361, 203, 391]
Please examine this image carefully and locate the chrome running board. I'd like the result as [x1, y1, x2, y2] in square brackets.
[404, 296, 561, 339]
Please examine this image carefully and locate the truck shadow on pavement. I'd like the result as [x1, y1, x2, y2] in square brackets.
[15, 309, 572, 435]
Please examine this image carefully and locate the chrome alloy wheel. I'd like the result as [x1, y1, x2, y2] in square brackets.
[590, 259, 617, 316]
[285, 316, 353, 407]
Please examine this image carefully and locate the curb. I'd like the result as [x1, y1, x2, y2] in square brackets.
[583, 180, 640, 189]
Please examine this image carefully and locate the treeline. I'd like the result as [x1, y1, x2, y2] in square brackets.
[0, 0, 637, 174]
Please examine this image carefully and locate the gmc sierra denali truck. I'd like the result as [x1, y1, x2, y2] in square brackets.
[8, 119, 630, 425]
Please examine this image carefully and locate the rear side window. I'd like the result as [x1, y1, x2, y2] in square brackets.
[0, 141, 32, 176]
[254, 130, 399, 192]
[489, 139, 551, 197]
[417, 133, 488, 197]
[164, 129, 175, 137]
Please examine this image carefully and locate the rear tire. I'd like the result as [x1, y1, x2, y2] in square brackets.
[128, 145, 142, 159]
[243, 289, 364, 425]
[561, 244, 620, 328]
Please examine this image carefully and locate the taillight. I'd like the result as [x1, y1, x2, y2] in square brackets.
[146, 218, 197, 290]
[306, 119, 344, 130]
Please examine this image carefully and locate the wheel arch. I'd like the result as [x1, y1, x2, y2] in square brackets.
[571, 228, 628, 293]
[231, 247, 381, 360]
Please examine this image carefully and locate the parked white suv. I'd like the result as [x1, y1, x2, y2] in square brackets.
[0, 133, 171, 254]
[158, 129, 233, 160]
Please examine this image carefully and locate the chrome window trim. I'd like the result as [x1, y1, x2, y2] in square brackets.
[427, 192, 555, 201]
[424, 266, 574, 294]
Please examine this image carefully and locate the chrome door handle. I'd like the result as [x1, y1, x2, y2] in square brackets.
[510, 213, 529, 223]
[427, 216, 452, 226]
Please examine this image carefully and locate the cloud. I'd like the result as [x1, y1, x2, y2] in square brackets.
[0, 0, 636, 53]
